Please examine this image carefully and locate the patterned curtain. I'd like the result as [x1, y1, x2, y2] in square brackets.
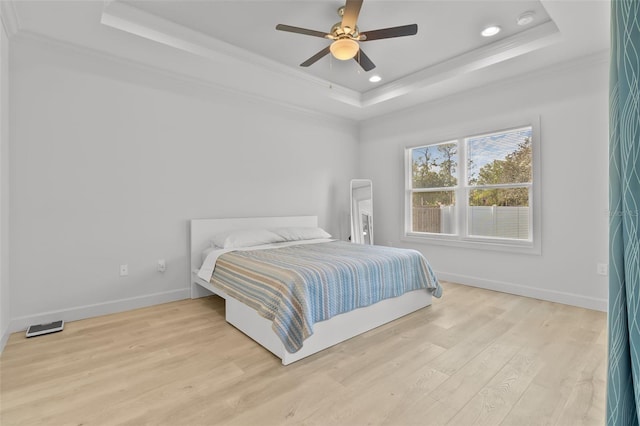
[607, 0, 640, 425]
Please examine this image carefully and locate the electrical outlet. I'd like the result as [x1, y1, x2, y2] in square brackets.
[597, 263, 608, 276]
[157, 259, 166, 273]
[120, 264, 128, 276]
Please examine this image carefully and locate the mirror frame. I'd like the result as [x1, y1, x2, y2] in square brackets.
[350, 179, 373, 245]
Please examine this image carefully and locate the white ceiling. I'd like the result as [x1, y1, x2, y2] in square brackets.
[3, 0, 610, 121]
[122, 0, 553, 93]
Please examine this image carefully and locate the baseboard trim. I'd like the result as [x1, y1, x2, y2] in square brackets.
[8, 288, 190, 335]
[436, 271, 607, 312]
[2, 272, 607, 347]
[0, 324, 9, 354]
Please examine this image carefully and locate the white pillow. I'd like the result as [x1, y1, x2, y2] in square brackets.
[211, 229, 285, 249]
[201, 246, 216, 263]
[271, 227, 332, 242]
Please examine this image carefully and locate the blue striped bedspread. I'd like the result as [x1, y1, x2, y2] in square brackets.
[210, 241, 442, 353]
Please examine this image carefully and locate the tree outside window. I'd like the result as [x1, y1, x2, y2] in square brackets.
[407, 126, 533, 241]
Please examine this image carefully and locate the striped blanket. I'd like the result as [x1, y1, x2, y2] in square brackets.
[211, 241, 441, 353]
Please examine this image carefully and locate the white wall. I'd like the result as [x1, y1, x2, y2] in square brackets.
[8, 36, 358, 329]
[4, 30, 610, 341]
[0, 9, 11, 350]
[359, 53, 609, 311]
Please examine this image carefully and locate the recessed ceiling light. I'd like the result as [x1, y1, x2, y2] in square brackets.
[481, 25, 501, 37]
[369, 75, 382, 83]
[517, 11, 536, 26]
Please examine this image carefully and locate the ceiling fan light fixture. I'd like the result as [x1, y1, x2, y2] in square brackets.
[330, 38, 360, 60]
[481, 25, 501, 37]
[276, 0, 418, 71]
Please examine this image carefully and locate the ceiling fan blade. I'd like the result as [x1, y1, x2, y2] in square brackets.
[300, 46, 331, 67]
[276, 24, 330, 39]
[353, 48, 375, 71]
[361, 24, 418, 41]
[341, 0, 364, 31]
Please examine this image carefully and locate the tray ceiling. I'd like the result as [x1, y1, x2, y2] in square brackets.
[3, 0, 610, 120]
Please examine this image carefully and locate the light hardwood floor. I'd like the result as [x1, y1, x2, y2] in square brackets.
[0, 282, 607, 425]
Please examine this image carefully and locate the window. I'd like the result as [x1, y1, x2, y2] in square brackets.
[405, 123, 539, 253]
[409, 141, 458, 235]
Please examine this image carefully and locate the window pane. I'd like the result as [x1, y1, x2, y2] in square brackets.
[468, 188, 530, 239]
[411, 142, 458, 188]
[469, 187, 529, 207]
[412, 192, 455, 234]
[467, 127, 532, 185]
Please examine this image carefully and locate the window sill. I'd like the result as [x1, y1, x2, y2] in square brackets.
[402, 233, 541, 255]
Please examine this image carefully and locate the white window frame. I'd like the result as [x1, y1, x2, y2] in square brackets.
[403, 116, 541, 255]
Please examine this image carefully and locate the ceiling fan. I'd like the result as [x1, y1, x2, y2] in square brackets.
[275, 0, 418, 72]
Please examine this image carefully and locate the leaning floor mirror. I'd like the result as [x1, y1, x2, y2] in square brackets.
[350, 179, 373, 244]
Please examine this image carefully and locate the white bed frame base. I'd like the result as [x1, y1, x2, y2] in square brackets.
[190, 216, 432, 365]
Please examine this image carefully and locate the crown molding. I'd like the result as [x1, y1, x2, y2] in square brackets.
[100, 1, 564, 112]
[0, 0, 20, 38]
[9, 0, 600, 120]
[12, 29, 358, 129]
[364, 48, 609, 128]
[362, 20, 562, 107]
[100, 1, 362, 107]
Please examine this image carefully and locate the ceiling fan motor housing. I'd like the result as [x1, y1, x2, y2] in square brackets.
[330, 22, 360, 40]
[275, 0, 417, 71]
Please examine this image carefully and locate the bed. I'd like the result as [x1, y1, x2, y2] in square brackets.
[190, 216, 441, 365]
